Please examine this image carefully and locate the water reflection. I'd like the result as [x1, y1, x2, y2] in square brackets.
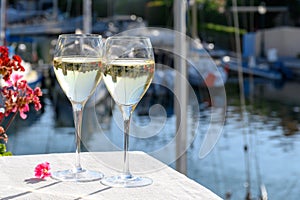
[5, 78, 300, 200]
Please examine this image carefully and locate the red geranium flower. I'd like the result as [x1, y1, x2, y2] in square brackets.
[0, 45, 43, 126]
[34, 162, 51, 179]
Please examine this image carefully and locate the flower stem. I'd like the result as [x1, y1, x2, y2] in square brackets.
[5, 112, 18, 131]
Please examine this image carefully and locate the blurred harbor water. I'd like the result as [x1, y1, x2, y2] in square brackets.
[5, 77, 300, 200]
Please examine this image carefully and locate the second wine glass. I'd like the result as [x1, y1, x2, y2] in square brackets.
[52, 34, 104, 182]
[101, 36, 155, 187]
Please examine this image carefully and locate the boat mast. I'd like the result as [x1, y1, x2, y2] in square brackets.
[53, 0, 58, 20]
[0, 0, 6, 46]
[231, 0, 252, 199]
[83, 0, 92, 34]
[174, 0, 188, 175]
[191, 0, 198, 39]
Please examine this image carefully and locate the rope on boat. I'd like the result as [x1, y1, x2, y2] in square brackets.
[231, 1, 268, 199]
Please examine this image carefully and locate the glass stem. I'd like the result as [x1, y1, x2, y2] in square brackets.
[120, 105, 134, 178]
[72, 102, 85, 173]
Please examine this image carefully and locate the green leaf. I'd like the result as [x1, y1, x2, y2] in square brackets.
[0, 143, 7, 154]
[2, 151, 12, 156]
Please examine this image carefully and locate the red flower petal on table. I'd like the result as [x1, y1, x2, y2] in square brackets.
[34, 162, 51, 179]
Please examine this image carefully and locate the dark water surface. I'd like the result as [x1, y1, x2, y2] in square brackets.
[6, 78, 300, 200]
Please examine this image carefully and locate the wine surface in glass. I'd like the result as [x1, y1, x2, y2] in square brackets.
[102, 58, 155, 106]
[53, 56, 102, 103]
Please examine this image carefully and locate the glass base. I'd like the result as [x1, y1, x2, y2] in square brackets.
[51, 169, 104, 182]
[101, 174, 152, 188]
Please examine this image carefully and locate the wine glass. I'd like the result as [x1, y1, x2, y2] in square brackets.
[100, 36, 155, 187]
[52, 34, 104, 182]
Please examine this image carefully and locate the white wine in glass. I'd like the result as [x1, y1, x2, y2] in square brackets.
[102, 58, 155, 105]
[101, 36, 155, 187]
[52, 34, 104, 182]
